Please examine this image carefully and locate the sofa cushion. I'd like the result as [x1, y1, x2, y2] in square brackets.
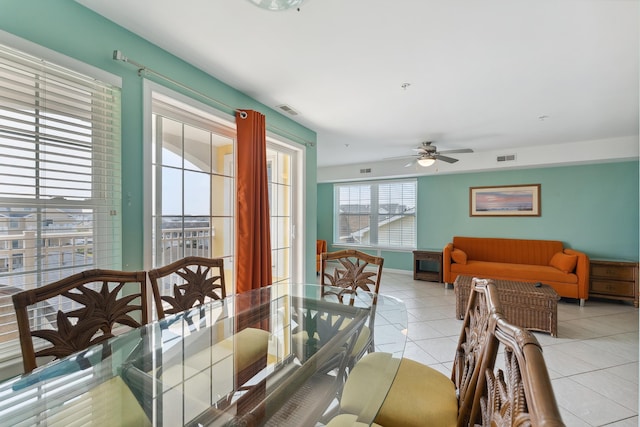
[451, 248, 467, 265]
[46, 376, 151, 426]
[549, 252, 578, 273]
[452, 236, 563, 265]
[341, 353, 457, 427]
[376, 358, 458, 427]
[450, 260, 578, 284]
[326, 414, 382, 427]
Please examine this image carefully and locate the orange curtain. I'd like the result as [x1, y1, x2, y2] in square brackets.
[236, 110, 272, 293]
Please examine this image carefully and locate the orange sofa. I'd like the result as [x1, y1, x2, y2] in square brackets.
[443, 236, 589, 305]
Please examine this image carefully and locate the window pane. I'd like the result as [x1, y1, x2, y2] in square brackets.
[160, 118, 182, 168]
[271, 247, 289, 284]
[184, 170, 210, 216]
[211, 175, 232, 217]
[271, 216, 290, 250]
[183, 216, 210, 257]
[377, 181, 416, 247]
[211, 217, 233, 258]
[336, 184, 371, 245]
[159, 215, 184, 262]
[184, 124, 210, 172]
[161, 167, 182, 216]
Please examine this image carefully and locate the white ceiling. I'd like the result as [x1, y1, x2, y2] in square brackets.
[76, 0, 638, 170]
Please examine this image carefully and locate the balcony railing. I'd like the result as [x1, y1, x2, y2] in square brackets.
[0, 227, 212, 347]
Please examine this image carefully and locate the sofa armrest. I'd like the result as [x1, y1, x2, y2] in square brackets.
[443, 243, 454, 284]
[564, 248, 590, 300]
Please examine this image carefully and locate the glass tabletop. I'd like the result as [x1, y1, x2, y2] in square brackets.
[0, 283, 407, 426]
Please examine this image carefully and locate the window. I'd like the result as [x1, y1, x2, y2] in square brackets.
[267, 141, 302, 284]
[148, 86, 305, 293]
[0, 42, 122, 362]
[151, 93, 235, 294]
[334, 179, 417, 248]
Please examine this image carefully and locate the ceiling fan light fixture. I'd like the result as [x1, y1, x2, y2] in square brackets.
[417, 157, 436, 167]
[247, 0, 306, 11]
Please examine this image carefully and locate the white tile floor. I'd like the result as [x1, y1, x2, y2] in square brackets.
[375, 270, 639, 427]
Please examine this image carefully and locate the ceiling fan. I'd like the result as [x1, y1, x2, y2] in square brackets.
[404, 141, 473, 167]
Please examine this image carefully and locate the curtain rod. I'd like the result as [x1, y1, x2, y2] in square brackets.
[112, 50, 315, 147]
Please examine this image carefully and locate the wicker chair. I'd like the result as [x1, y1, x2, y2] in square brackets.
[327, 278, 565, 427]
[148, 256, 227, 320]
[148, 256, 270, 387]
[319, 249, 384, 359]
[12, 269, 149, 373]
[473, 293, 565, 426]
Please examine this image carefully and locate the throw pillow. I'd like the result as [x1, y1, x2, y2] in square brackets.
[549, 252, 578, 273]
[451, 249, 467, 265]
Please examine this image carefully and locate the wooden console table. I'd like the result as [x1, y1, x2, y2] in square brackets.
[413, 250, 443, 283]
[589, 259, 639, 307]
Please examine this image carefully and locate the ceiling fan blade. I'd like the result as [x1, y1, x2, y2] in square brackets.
[404, 159, 417, 168]
[383, 155, 417, 161]
[435, 154, 459, 163]
[438, 148, 474, 154]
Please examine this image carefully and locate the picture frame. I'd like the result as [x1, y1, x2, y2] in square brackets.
[469, 184, 541, 217]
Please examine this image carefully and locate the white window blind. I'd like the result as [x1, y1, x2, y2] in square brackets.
[0, 43, 122, 362]
[334, 179, 417, 248]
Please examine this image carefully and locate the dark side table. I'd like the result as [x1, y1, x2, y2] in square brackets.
[413, 250, 443, 283]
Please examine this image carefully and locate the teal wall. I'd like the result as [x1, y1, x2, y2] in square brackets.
[0, 0, 319, 280]
[318, 161, 640, 270]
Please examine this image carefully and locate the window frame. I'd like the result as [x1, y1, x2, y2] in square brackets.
[333, 179, 417, 250]
[0, 33, 122, 372]
[143, 81, 306, 293]
[147, 86, 237, 302]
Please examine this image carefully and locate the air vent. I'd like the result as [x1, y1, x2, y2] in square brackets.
[276, 104, 299, 116]
[359, 168, 372, 174]
[497, 154, 517, 162]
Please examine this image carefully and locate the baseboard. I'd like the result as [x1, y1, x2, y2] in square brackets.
[381, 268, 413, 276]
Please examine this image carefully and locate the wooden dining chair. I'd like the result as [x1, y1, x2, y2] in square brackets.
[148, 256, 227, 320]
[316, 239, 327, 274]
[12, 269, 149, 373]
[326, 277, 498, 427]
[319, 249, 384, 360]
[471, 299, 565, 426]
[320, 249, 383, 304]
[328, 278, 565, 427]
[148, 256, 270, 388]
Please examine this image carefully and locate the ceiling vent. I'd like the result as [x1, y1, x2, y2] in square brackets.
[276, 104, 299, 116]
[359, 168, 372, 174]
[497, 154, 517, 162]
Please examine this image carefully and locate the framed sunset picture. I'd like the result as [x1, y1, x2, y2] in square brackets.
[470, 184, 541, 217]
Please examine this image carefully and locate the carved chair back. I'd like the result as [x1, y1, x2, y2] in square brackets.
[319, 249, 384, 360]
[12, 269, 149, 373]
[471, 288, 565, 426]
[320, 249, 383, 304]
[148, 256, 227, 320]
[450, 278, 500, 426]
[316, 239, 327, 273]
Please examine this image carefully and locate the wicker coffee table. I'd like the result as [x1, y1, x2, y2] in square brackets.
[454, 275, 560, 337]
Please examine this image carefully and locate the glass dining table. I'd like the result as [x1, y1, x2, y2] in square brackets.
[0, 283, 407, 426]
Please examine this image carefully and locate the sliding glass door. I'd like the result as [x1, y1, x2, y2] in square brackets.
[146, 85, 304, 294]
